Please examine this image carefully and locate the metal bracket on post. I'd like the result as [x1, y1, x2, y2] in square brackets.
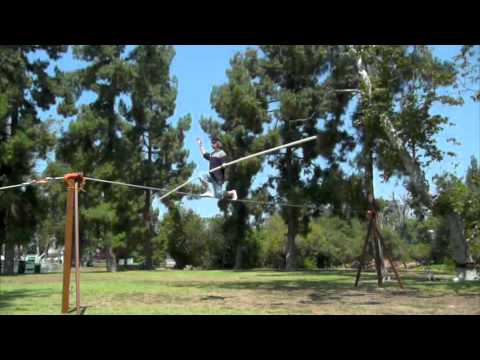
[61, 173, 84, 314]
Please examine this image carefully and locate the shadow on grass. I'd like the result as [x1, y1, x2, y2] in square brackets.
[252, 269, 359, 278]
[201, 296, 226, 301]
[410, 279, 480, 296]
[165, 270, 480, 305]
[0, 289, 56, 310]
[66, 306, 89, 315]
[167, 272, 383, 305]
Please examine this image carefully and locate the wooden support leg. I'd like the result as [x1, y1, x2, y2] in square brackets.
[374, 225, 405, 289]
[355, 217, 373, 287]
[62, 178, 75, 313]
[74, 181, 81, 314]
[372, 227, 384, 288]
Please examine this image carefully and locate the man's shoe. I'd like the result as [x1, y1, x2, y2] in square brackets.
[200, 191, 214, 198]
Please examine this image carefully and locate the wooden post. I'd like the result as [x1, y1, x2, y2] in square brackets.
[61, 178, 75, 313]
[61, 173, 84, 314]
[74, 181, 81, 314]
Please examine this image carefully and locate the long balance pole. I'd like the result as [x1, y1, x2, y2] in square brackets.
[158, 135, 318, 201]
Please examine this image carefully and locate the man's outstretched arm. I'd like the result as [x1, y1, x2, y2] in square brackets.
[196, 138, 210, 160]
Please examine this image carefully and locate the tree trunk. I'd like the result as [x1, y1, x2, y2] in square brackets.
[2, 208, 16, 275]
[365, 148, 385, 285]
[447, 212, 477, 281]
[4, 241, 15, 275]
[285, 215, 297, 271]
[446, 212, 473, 266]
[285, 148, 297, 271]
[0, 210, 5, 274]
[143, 189, 154, 270]
[105, 245, 117, 272]
[143, 237, 153, 270]
[233, 203, 247, 270]
[234, 244, 242, 270]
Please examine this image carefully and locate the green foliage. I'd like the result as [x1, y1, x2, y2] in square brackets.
[379, 225, 408, 261]
[155, 206, 207, 269]
[2, 45, 477, 277]
[0, 46, 68, 273]
[198, 216, 228, 268]
[455, 45, 480, 102]
[54, 45, 194, 271]
[122, 45, 195, 269]
[0, 94, 7, 119]
[256, 214, 287, 269]
[344, 45, 461, 217]
[200, 50, 272, 269]
[434, 174, 470, 215]
[253, 214, 366, 269]
[297, 216, 365, 268]
[466, 156, 480, 192]
[56, 45, 140, 271]
[433, 158, 480, 261]
[34, 162, 70, 253]
[408, 242, 433, 262]
[250, 45, 353, 269]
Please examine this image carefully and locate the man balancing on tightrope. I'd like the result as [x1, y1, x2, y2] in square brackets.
[196, 136, 237, 201]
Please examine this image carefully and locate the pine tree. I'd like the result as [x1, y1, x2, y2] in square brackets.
[0, 46, 67, 274]
[465, 156, 480, 192]
[57, 45, 134, 272]
[122, 45, 194, 269]
[251, 45, 349, 270]
[455, 45, 480, 102]
[199, 50, 271, 269]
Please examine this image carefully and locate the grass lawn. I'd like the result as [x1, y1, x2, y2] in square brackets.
[1, 268, 479, 315]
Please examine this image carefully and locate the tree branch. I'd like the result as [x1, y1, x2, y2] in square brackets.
[350, 45, 432, 206]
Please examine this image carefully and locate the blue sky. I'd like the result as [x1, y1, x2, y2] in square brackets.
[36, 45, 479, 218]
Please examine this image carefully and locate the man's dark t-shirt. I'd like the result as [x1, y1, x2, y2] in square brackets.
[203, 150, 226, 183]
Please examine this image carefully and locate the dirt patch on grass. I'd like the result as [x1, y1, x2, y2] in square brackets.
[82, 271, 480, 314]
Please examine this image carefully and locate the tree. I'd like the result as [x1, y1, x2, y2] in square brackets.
[57, 45, 135, 272]
[252, 45, 352, 270]
[297, 216, 365, 269]
[156, 206, 206, 269]
[332, 45, 462, 280]
[0, 46, 68, 274]
[465, 156, 480, 193]
[256, 214, 287, 269]
[433, 158, 480, 264]
[343, 45, 459, 209]
[455, 45, 480, 102]
[199, 50, 272, 269]
[465, 157, 480, 259]
[122, 45, 194, 270]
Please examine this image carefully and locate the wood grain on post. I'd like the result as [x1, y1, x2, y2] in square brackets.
[74, 181, 81, 314]
[62, 178, 75, 313]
